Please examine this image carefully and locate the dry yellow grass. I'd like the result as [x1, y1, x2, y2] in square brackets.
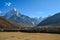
[0, 32, 60, 40]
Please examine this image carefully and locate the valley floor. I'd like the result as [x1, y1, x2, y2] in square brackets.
[0, 32, 60, 40]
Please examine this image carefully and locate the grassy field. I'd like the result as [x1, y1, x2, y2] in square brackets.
[0, 32, 60, 40]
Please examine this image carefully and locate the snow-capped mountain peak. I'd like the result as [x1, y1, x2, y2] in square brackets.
[4, 8, 20, 18]
[4, 8, 40, 26]
[13, 8, 20, 17]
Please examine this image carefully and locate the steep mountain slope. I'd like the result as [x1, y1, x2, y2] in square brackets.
[37, 13, 60, 26]
[0, 17, 20, 30]
[4, 8, 40, 26]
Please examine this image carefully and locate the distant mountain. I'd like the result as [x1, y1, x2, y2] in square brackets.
[39, 17, 45, 22]
[4, 8, 40, 26]
[37, 13, 60, 26]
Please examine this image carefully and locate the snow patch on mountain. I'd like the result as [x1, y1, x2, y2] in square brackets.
[32, 22, 35, 25]
[13, 8, 17, 11]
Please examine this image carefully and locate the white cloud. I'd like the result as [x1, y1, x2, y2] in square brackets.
[5, 2, 12, 6]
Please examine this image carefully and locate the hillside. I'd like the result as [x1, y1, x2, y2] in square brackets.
[0, 17, 34, 32]
[37, 13, 60, 26]
[0, 17, 20, 30]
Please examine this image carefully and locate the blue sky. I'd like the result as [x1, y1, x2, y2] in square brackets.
[0, 0, 60, 18]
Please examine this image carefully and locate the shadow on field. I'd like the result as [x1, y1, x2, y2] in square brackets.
[0, 27, 60, 34]
[0, 29, 60, 34]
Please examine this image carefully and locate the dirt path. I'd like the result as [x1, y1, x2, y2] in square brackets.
[0, 32, 60, 40]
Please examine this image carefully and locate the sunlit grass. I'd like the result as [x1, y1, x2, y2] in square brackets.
[0, 32, 60, 40]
